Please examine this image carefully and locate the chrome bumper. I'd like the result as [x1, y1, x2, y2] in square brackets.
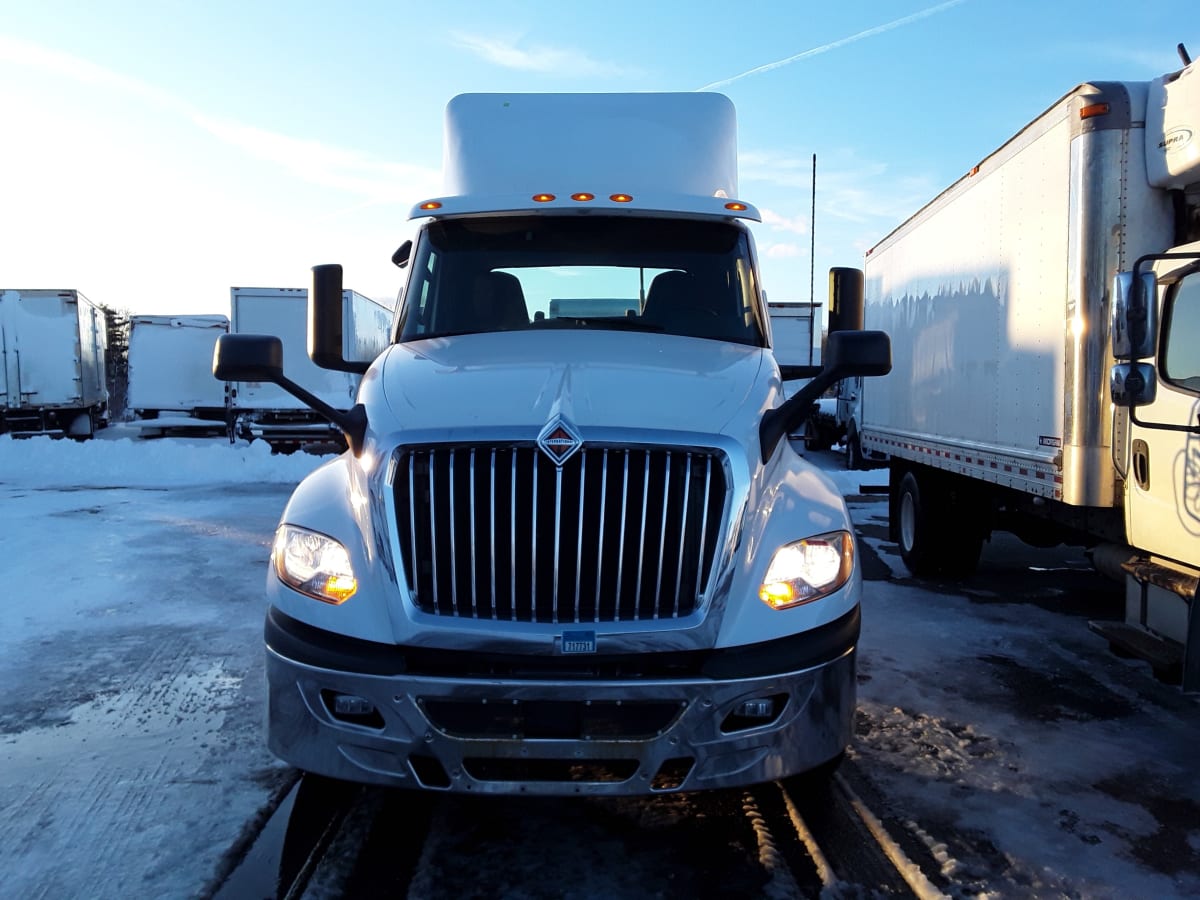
[265, 618, 856, 796]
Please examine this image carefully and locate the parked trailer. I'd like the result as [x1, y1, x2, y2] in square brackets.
[126, 314, 229, 436]
[212, 91, 890, 795]
[227, 287, 392, 449]
[0, 289, 109, 437]
[840, 49, 1200, 688]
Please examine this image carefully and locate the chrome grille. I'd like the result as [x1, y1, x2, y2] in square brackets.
[393, 445, 726, 623]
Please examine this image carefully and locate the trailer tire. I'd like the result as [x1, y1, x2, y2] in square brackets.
[897, 471, 942, 576]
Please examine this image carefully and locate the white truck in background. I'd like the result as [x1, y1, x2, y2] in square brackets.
[840, 47, 1200, 689]
[213, 91, 891, 795]
[126, 314, 229, 435]
[226, 287, 392, 450]
[0, 289, 109, 438]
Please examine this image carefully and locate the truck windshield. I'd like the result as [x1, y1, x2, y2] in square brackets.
[396, 216, 765, 346]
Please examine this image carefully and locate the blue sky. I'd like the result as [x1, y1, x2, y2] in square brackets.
[1, 1, 1194, 318]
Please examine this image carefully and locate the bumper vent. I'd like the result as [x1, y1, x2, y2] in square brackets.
[393, 444, 726, 623]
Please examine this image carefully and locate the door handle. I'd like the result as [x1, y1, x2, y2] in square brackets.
[1132, 439, 1150, 491]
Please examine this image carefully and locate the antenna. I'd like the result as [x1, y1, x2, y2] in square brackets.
[810, 152, 816, 367]
[1180, 43, 1192, 66]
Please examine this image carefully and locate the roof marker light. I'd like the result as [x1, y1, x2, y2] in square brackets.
[571, 192, 595, 202]
[724, 201, 748, 212]
[1080, 102, 1111, 120]
[609, 193, 633, 203]
[532, 193, 556, 202]
[418, 201, 442, 211]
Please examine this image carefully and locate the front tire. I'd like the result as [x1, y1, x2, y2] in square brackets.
[845, 422, 864, 470]
[896, 469, 984, 578]
[803, 417, 829, 452]
[897, 471, 940, 575]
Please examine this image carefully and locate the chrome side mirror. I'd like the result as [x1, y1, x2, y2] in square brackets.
[1111, 271, 1158, 360]
[1110, 362, 1158, 408]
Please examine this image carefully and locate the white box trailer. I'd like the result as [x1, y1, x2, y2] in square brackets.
[126, 314, 229, 435]
[0, 289, 109, 437]
[227, 286, 392, 447]
[840, 52, 1200, 687]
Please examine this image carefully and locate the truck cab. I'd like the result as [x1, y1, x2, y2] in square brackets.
[213, 92, 891, 794]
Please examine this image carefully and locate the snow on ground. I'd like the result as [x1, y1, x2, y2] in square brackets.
[0, 430, 330, 899]
[1, 431, 1198, 898]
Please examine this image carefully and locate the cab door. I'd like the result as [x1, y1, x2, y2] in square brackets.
[1125, 267, 1200, 564]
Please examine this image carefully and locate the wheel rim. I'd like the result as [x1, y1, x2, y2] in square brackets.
[900, 490, 916, 553]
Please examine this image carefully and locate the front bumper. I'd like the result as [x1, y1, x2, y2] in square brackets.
[264, 606, 858, 795]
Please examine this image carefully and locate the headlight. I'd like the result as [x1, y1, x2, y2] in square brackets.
[758, 531, 854, 610]
[272, 525, 358, 604]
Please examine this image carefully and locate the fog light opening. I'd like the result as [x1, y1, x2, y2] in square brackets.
[651, 757, 695, 791]
[720, 693, 788, 733]
[409, 755, 452, 789]
[322, 691, 385, 730]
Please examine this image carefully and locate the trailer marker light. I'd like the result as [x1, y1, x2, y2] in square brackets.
[609, 193, 634, 203]
[571, 192, 595, 202]
[418, 201, 442, 211]
[724, 201, 748, 211]
[1080, 102, 1110, 120]
[532, 193, 556, 202]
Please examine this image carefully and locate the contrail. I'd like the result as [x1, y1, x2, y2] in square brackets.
[697, 0, 968, 91]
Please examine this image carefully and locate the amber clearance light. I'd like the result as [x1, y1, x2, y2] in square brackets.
[609, 193, 634, 203]
[418, 201, 442, 211]
[532, 193, 556, 202]
[724, 201, 749, 211]
[1080, 102, 1111, 120]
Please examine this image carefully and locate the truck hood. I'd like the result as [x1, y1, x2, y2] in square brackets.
[364, 330, 768, 438]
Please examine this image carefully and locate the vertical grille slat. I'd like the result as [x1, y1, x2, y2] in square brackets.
[654, 452, 672, 620]
[394, 444, 725, 624]
[674, 455, 693, 619]
[574, 449, 586, 624]
[593, 450, 609, 624]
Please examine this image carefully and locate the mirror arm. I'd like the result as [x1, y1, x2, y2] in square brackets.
[273, 372, 368, 456]
[760, 368, 841, 463]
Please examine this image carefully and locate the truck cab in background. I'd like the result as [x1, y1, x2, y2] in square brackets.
[843, 48, 1200, 689]
[213, 92, 891, 795]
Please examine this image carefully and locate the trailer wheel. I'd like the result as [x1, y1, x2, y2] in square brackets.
[897, 471, 942, 576]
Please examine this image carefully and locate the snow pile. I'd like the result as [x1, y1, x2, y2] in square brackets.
[0, 432, 329, 488]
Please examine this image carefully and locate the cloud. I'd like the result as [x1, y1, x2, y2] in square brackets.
[0, 34, 437, 207]
[764, 242, 803, 259]
[697, 0, 969, 91]
[450, 32, 636, 78]
[760, 208, 811, 236]
[192, 115, 440, 205]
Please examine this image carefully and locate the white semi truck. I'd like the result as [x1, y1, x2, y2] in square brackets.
[226, 286, 391, 449]
[840, 47, 1200, 689]
[0, 288, 109, 438]
[126, 314, 229, 434]
[214, 92, 891, 795]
